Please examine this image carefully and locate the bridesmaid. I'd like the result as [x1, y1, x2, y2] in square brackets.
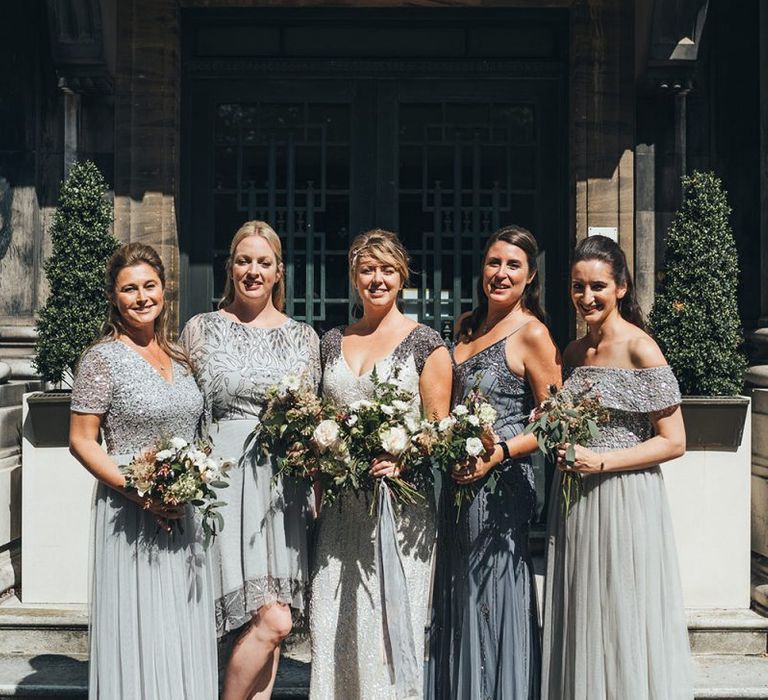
[180, 221, 320, 700]
[310, 229, 452, 699]
[541, 235, 693, 699]
[69, 243, 217, 699]
[427, 225, 561, 700]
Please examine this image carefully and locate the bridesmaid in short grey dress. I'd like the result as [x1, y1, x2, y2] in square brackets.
[541, 235, 693, 699]
[181, 221, 320, 699]
[69, 243, 216, 699]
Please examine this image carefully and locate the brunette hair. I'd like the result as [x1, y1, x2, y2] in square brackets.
[218, 220, 285, 311]
[572, 235, 646, 329]
[348, 228, 411, 288]
[457, 225, 546, 341]
[102, 242, 191, 369]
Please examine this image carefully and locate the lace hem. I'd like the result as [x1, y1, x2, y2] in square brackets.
[215, 575, 308, 636]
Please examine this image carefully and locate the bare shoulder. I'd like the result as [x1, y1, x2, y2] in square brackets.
[628, 331, 667, 369]
[519, 318, 555, 349]
[562, 337, 587, 367]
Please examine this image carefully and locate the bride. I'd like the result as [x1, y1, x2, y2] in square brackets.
[309, 229, 452, 699]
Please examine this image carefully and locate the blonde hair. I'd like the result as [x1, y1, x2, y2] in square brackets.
[218, 220, 285, 311]
[348, 229, 411, 288]
[102, 242, 191, 370]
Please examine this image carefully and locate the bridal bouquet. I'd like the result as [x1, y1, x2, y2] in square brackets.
[258, 374, 339, 483]
[121, 436, 232, 545]
[321, 366, 427, 511]
[416, 389, 498, 516]
[524, 383, 609, 515]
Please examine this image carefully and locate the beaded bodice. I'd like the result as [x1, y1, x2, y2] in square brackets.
[70, 340, 204, 456]
[563, 365, 682, 451]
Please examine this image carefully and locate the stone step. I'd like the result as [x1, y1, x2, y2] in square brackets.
[0, 604, 88, 657]
[688, 609, 768, 655]
[0, 406, 21, 451]
[0, 654, 765, 698]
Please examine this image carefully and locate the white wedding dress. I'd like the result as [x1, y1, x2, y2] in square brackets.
[309, 324, 443, 700]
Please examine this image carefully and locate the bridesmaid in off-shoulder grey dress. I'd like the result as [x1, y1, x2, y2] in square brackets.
[542, 235, 693, 699]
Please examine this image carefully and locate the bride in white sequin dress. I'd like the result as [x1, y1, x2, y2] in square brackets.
[309, 230, 452, 700]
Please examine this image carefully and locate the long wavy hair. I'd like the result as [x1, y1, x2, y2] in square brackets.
[101, 242, 191, 370]
[457, 225, 546, 342]
[571, 235, 646, 330]
[218, 220, 285, 311]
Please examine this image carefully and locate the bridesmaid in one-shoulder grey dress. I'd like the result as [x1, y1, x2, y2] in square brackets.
[427, 337, 540, 699]
[181, 312, 320, 634]
[71, 341, 217, 699]
[542, 365, 693, 699]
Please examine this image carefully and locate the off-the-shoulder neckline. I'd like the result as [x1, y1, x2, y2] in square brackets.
[569, 364, 673, 373]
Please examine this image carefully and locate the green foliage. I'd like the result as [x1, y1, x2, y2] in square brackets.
[649, 171, 747, 395]
[33, 161, 119, 385]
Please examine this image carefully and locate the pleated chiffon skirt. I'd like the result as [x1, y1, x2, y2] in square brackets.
[542, 467, 694, 700]
[208, 419, 311, 636]
[88, 480, 217, 699]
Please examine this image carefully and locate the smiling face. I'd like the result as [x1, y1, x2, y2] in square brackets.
[113, 263, 164, 330]
[570, 258, 627, 324]
[354, 254, 402, 311]
[482, 241, 535, 308]
[230, 234, 283, 307]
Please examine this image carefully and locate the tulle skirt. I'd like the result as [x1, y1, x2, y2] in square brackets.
[542, 467, 693, 700]
[88, 479, 217, 699]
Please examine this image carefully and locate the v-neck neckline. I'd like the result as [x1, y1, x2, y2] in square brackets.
[339, 325, 419, 379]
[117, 339, 175, 386]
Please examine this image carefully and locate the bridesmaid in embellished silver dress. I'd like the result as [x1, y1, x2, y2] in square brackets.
[70, 243, 217, 699]
[181, 221, 320, 700]
[542, 235, 693, 699]
[310, 229, 452, 700]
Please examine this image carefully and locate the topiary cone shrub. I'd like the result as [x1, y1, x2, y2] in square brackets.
[33, 161, 119, 386]
[649, 170, 747, 395]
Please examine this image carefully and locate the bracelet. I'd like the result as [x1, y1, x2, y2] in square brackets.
[496, 441, 511, 462]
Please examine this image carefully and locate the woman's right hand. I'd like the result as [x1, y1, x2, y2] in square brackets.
[370, 453, 401, 479]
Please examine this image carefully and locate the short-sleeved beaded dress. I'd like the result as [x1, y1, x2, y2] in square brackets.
[70, 340, 217, 700]
[426, 333, 541, 700]
[180, 312, 321, 635]
[310, 324, 444, 700]
[541, 365, 693, 700]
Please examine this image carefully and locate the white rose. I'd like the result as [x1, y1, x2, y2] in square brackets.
[313, 419, 341, 451]
[349, 399, 373, 411]
[392, 400, 411, 413]
[281, 374, 301, 392]
[169, 437, 188, 450]
[380, 404, 395, 417]
[465, 437, 485, 457]
[155, 449, 174, 462]
[477, 403, 498, 426]
[187, 448, 207, 466]
[438, 416, 457, 433]
[466, 415, 480, 427]
[346, 414, 358, 427]
[404, 414, 421, 433]
[452, 404, 469, 417]
[200, 467, 220, 484]
[380, 426, 409, 456]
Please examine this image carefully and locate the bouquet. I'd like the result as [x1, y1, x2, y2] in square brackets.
[416, 389, 498, 517]
[322, 366, 427, 511]
[120, 436, 232, 545]
[524, 384, 609, 515]
[258, 374, 339, 483]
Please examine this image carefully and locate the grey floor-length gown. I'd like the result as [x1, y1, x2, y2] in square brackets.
[427, 335, 541, 700]
[71, 340, 217, 699]
[310, 324, 444, 700]
[181, 312, 320, 635]
[542, 365, 693, 700]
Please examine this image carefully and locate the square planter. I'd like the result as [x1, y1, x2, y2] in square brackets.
[21, 393, 93, 604]
[680, 396, 749, 451]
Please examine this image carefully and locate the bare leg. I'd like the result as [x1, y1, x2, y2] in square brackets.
[221, 603, 292, 700]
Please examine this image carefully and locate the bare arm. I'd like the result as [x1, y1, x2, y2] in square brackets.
[419, 345, 452, 421]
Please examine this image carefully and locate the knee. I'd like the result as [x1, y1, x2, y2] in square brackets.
[254, 604, 293, 644]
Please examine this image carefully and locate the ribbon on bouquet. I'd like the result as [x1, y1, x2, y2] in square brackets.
[375, 479, 420, 699]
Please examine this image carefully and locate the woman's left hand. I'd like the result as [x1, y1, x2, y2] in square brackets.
[556, 443, 605, 474]
[452, 445, 501, 485]
[370, 453, 402, 478]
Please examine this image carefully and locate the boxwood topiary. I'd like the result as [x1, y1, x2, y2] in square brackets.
[649, 170, 747, 396]
[33, 161, 119, 386]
